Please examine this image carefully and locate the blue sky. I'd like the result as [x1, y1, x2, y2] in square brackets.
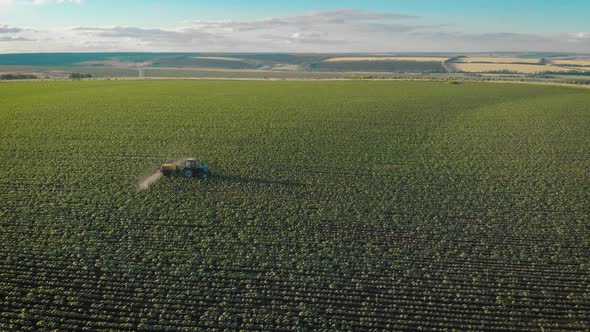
[0, 0, 589, 53]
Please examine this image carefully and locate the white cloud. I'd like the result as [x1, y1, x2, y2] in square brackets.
[189, 8, 420, 35]
[567, 32, 589, 43]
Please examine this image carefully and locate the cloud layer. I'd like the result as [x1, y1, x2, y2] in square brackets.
[0, 8, 589, 53]
[0, 25, 23, 33]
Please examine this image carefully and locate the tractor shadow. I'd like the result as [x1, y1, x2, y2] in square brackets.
[209, 174, 302, 187]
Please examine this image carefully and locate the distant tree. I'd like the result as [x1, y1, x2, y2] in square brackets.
[539, 58, 549, 65]
[69, 73, 92, 80]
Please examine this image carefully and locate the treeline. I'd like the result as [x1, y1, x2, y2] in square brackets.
[0, 73, 95, 80]
[0, 74, 38, 80]
[537, 71, 590, 76]
[70, 73, 93, 80]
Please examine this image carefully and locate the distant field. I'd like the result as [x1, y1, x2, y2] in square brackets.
[210, 53, 331, 66]
[456, 57, 542, 64]
[5, 54, 590, 79]
[325, 56, 449, 62]
[193, 56, 249, 62]
[152, 57, 258, 69]
[143, 67, 349, 79]
[312, 60, 447, 73]
[454, 63, 583, 73]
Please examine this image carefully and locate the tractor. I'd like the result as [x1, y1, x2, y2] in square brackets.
[161, 158, 210, 179]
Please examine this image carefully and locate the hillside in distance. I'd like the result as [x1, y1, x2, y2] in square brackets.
[1, 52, 590, 83]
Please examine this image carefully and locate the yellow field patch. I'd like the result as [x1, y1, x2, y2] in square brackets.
[454, 63, 583, 73]
[324, 57, 448, 62]
[457, 57, 541, 64]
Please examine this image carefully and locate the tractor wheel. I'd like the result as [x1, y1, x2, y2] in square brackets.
[183, 169, 193, 178]
[162, 170, 171, 177]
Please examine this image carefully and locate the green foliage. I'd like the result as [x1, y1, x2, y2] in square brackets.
[0, 81, 589, 331]
[69, 73, 93, 80]
[0, 73, 38, 80]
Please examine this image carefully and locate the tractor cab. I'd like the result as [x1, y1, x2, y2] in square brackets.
[185, 158, 201, 169]
[181, 158, 209, 179]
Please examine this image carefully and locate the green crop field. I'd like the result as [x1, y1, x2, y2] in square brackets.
[0, 80, 589, 331]
[151, 57, 260, 69]
[311, 60, 447, 73]
[143, 68, 349, 79]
